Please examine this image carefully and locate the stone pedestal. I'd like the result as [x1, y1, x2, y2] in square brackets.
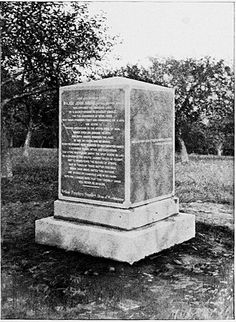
[53, 197, 179, 230]
[35, 77, 195, 263]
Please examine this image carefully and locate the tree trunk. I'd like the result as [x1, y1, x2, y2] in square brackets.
[52, 129, 58, 148]
[9, 135, 14, 148]
[1, 126, 13, 179]
[179, 137, 189, 163]
[23, 119, 33, 158]
[40, 139, 45, 148]
[216, 142, 223, 156]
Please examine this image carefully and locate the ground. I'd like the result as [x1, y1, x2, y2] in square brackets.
[1, 149, 234, 319]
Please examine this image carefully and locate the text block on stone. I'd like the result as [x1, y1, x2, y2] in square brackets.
[60, 88, 125, 203]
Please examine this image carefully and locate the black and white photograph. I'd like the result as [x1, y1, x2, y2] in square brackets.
[1, 0, 234, 319]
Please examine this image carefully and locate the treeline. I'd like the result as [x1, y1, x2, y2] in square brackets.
[102, 59, 234, 158]
[9, 57, 234, 158]
[1, 2, 234, 165]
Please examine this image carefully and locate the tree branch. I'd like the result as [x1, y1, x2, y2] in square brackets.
[1, 70, 24, 86]
[1, 87, 56, 108]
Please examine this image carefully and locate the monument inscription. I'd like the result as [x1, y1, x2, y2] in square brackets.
[60, 88, 125, 203]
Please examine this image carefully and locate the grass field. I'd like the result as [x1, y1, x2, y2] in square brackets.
[6, 147, 234, 205]
[175, 154, 233, 204]
[1, 148, 234, 319]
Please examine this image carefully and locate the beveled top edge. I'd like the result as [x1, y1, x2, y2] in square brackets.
[60, 77, 174, 92]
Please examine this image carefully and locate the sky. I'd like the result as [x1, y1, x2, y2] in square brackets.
[88, 1, 234, 68]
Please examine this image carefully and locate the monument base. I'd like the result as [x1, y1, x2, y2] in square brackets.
[54, 197, 179, 230]
[35, 213, 195, 264]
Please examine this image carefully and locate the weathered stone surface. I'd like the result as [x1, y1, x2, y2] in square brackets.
[130, 89, 173, 141]
[35, 213, 195, 264]
[130, 88, 174, 204]
[130, 142, 173, 204]
[54, 197, 179, 230]
[59, 77, 174, 207]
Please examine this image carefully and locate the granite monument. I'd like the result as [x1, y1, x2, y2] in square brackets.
[35, 77, 195, 264]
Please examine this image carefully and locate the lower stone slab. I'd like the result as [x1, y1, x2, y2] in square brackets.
[54, 197, 179, 230]
[35, 213, 195, 264]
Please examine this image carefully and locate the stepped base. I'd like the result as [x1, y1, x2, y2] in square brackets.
[54, 197, 179, 230]
[35, 213, 195, 264]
